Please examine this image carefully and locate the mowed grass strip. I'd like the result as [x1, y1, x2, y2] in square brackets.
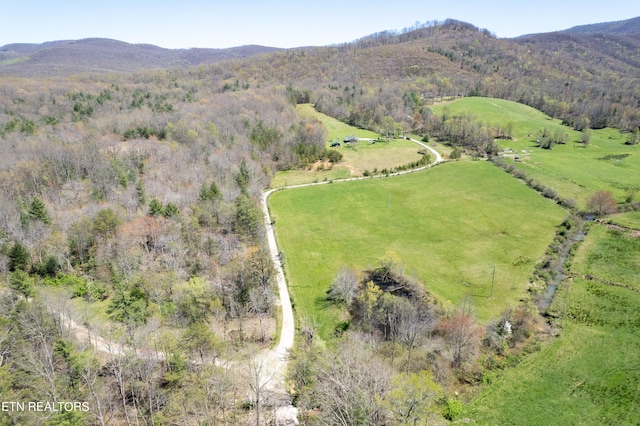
[430, 97, 640, 208]
[269, 161, 566, 337]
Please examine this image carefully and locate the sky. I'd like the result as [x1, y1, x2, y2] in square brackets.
[2, 0, 640, 49]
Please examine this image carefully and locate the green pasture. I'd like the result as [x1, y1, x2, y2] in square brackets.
[296, 103, 380, 141]
[571, 224, 640, 291]
[430, 97, 640, 208]
[269, 161, 566, 338]
[609, 211, 640, 230]
[430, 96, 559, 141]
[271, 105, 425, 187]
[465, 223, 640, 425]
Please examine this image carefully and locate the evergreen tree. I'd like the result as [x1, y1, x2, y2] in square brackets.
[28, 197, 50, 224]
[8, 242, 30, 271]
[148, 198, 164, 217]
[9, 269, 35, 298]
[233, 195, 260, 241]
[236, 159, 250, 194]
[163, 202, 180, 218]
[198, 181, 221, 201]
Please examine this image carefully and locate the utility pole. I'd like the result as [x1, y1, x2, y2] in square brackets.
[490, 264, 496, 299]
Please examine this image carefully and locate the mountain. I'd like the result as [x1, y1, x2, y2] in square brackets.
[243, 17, 639, 130]
[0, 17, 638, 131]
[0, 38, 282, 77]
[563, 16, 640, 36]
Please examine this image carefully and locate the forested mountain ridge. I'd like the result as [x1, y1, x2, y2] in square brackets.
[2, 17, 639, 132]
[262, 17, 640, 132]
[562, 15, 640, 35]
[0, 38, 282, 76]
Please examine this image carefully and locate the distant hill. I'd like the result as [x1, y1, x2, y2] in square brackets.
[514, 17, 640, 91]
[563, 16, 640, 36]
[0, 38, 282, 77]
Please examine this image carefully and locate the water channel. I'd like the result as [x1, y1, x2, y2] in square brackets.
[536, 216, 590, 312]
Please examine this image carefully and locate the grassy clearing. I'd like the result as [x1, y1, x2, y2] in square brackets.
[269, 161, 565, 337]
[296, 104, 380, 141]
[430, 97, 640, 208]
[465, 224, 640, 425]
[270, 105, 425, 187]
[430, 96, 559, 141]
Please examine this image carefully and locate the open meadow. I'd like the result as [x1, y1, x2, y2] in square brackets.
[430, 97, 640, 209]
[465, 221, 640, 425]
[269, 161, 566, 337]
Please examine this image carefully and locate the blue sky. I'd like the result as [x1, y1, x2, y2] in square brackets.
[2, 0, 639, 49]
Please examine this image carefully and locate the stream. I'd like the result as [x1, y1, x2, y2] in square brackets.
[536, 216, 590, 312]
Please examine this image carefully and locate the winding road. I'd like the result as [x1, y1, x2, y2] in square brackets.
[54, 137, 443, 425]
[259, 137, 444, 415]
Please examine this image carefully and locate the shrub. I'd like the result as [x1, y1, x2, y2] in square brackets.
[443, 398, 463, 421]
[33, 255, 60, 277]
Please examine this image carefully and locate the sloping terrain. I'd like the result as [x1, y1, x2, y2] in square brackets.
[563, 16, 640, 35]
[0, 38, 282, 76]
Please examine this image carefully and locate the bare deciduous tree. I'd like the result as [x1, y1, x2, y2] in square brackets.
[313, 333, 393, 425]
[328, 266, 359, 305]
[587, 190, 618, 216]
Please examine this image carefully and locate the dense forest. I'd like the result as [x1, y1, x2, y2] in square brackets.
[0, 17, 639, 424]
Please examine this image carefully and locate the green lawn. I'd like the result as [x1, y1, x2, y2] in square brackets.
[430, 97, 640, 209]
[269, 161, 566, 337]
[271, 105, 425, 187]
[465, 224, 640, 425]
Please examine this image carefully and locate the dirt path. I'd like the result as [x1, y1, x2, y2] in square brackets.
[262, 136, 443, 352]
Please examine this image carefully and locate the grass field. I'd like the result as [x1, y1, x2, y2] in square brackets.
[571, 224, 640, 290]
[269, 161, 566, 337]
[270, 105, 425, 187]
[609, 211, 640, 230]
[430, 97, 640, 209]
[465, 223, 640, 425]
